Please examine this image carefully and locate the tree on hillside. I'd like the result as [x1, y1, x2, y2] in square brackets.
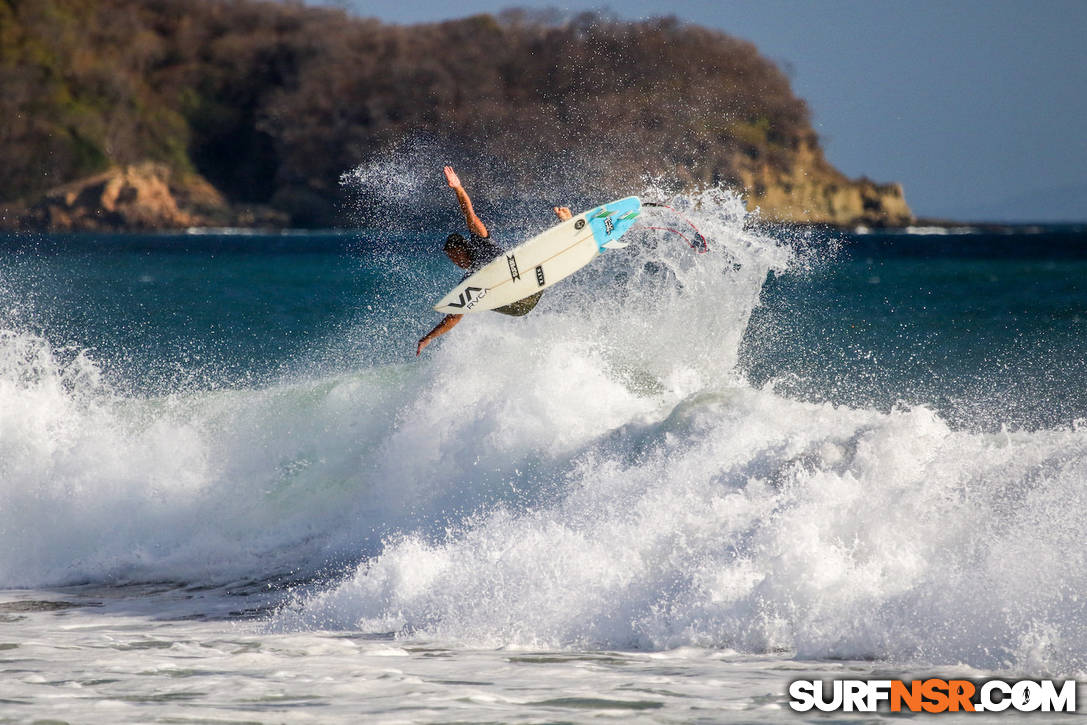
[0, 0, 817, 224]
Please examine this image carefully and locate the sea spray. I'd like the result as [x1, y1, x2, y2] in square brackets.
[0, 181, 783, 588]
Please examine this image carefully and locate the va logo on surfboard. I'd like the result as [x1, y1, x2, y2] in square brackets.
[446, 286, 488, 309]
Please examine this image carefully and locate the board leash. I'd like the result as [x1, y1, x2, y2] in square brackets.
[640, 202, 710, 253]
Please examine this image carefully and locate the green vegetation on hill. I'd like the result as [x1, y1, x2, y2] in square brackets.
[0, 0, 910, 228]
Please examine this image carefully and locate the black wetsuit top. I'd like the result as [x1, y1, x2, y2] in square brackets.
[463, 232, 543, 317]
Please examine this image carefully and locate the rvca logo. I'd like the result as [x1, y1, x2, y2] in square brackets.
[447, 286, 487, 309]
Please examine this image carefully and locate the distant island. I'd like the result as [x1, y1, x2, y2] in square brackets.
[0, 0, 913, 231]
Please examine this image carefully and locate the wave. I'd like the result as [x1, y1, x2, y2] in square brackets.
[0, 327, 410, 586]
[278, 393, 1087, 674]
[2, 185, 1084, 675]
[0, 185, 773, 583]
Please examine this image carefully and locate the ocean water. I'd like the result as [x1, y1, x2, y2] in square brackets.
[2, 188, 1086, 722]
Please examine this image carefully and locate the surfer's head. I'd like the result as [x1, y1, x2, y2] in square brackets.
[444, 233, 472, 269]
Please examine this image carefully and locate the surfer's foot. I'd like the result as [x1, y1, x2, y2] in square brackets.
[554, 206, 572, 221]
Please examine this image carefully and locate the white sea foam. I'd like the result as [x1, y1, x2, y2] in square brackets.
[2, 186, 1084, 676]
[280, 187, 1087, 674]
[279, 382, 1087, 673]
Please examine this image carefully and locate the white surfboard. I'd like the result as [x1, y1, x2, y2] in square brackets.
[434, 196, 641, 314]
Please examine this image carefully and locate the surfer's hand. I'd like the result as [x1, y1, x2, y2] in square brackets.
[416, 336, 431, 356]
[443, 166, 461, 189]
[554, 206, 572, 221]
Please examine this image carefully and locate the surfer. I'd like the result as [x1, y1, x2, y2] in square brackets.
[416, 166, 572, 356]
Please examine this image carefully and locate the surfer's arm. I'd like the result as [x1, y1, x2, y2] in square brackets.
[444, 166, 488, 238]
[417, 314, 463, 356]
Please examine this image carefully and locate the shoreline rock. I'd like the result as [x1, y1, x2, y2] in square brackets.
[0, 163, 288, 233]
[1, 158, 914, 233]
[734, 141, 913, 227]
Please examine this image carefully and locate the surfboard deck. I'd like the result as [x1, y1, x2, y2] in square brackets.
[434, 196, 641, 314]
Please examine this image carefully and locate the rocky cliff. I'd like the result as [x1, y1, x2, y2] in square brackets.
[734, 141, 912, 226]
[1, 163, 286, 232]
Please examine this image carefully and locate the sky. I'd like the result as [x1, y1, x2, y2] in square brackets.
[321, 0, 1087, 222]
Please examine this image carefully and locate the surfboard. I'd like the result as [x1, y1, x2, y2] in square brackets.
[434, 196, 641, 314]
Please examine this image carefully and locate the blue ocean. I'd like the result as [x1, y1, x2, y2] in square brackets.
[2, 184, 1086, 721]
